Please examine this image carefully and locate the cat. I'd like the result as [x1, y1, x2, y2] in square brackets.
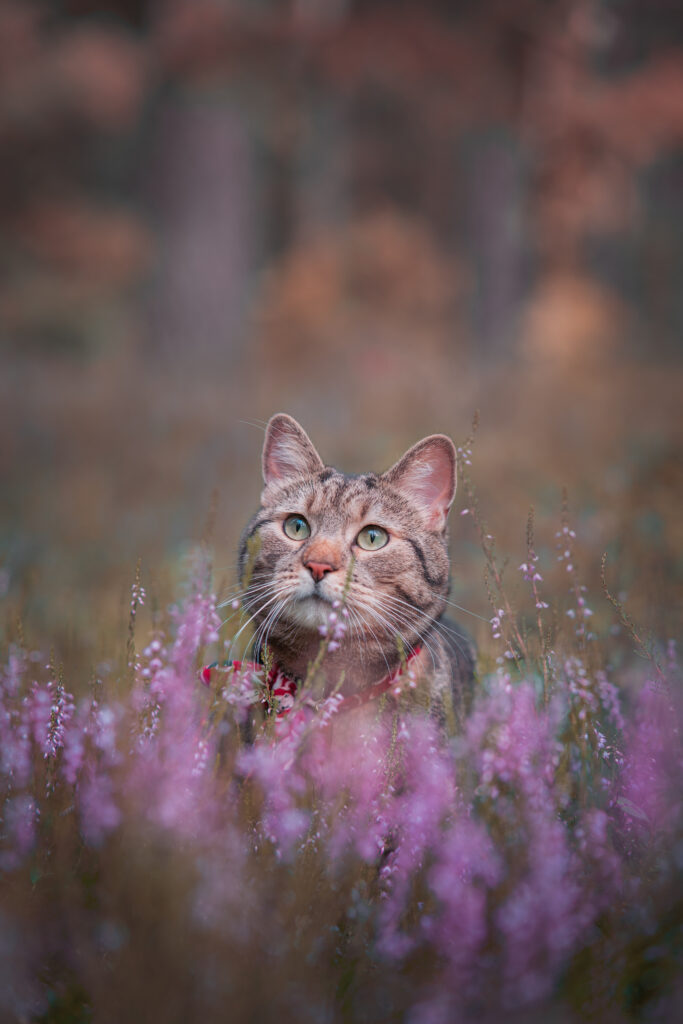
[236, 414, 475, 731]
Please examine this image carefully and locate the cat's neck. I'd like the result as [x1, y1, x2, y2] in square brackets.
[262, 633, 410, 695]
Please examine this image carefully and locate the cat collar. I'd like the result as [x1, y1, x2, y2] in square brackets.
[200, 646, 422, 719]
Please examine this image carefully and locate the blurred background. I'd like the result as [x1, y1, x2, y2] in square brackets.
[1, 0, 682, 667]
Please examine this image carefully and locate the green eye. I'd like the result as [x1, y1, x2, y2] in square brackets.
[283, 514, 311, 541]
[356, 525, 389, 551]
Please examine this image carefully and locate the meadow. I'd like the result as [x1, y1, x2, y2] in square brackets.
[1, 434, 680, 1024]
[1, 3, 682, 1018]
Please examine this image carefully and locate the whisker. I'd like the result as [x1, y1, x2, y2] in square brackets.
[337, 604, 367, 671]
[376, 591, 473, 664]
[356, 591, 445, 670]
[347, 603, 393, 678]
[219, 573, 294, 602]
[224, 588, 291, 659]
[217, 573, 282, 608]
[237, 418, 269, 433]
[433, 593, 490, 623]
[375, 590, 473, 646]
[345, 607, 366, 666]
[353, 597, 433, 673]
[365, 599, 439, 672]
[253, 598, 289, 664]
[220, 588, 285, 631]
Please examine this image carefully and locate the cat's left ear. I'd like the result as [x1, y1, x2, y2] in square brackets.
[262, 413, 324, 488]
[383, 435, 457, 532]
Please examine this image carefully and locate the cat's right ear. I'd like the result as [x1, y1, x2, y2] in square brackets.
[383, 434, 457, 532]
[262, 414, 324, 488]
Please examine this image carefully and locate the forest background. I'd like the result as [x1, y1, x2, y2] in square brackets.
[1, 0, 682, 671]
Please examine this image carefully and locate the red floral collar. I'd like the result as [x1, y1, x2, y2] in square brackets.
[200, 647, 422, 718]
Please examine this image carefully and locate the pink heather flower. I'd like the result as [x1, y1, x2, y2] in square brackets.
[2, 646, 26, 697]
[79, 771, 121, 846]
[44, 680, 75, 761]
[0, 793, 38, 870]
[595, 669, 624, 732]
[422, 818, 502, 1004]
[0, 551, 679, 1022]
[617, 683, 682, 836]
[0, 695, 32, 788]
[61, 709, 86, 785]
[23, 685, 53, 757]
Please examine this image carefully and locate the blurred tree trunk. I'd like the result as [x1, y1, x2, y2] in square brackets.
[462, 131, 528, 361]
[142, 94, 255, 368]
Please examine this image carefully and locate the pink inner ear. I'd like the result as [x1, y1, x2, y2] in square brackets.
[405, 457, 453, 517]
[265, 434, 305, 482]
[387, 437, 456, 528]
[263, 415, 324, 485]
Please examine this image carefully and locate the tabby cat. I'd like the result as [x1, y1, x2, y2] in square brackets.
[237, 414, 475, 728]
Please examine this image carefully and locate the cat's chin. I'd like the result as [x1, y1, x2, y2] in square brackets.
[285, 594, 332, 630]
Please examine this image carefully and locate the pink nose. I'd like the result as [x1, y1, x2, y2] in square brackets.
[305, 561, 336, 583]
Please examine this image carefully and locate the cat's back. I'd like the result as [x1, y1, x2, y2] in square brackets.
[429, 615, 476, 731]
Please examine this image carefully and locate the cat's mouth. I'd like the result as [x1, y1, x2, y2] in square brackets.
[285, 589, 335, 629]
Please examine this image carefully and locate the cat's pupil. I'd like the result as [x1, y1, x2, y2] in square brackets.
[283, 514, 311, 540]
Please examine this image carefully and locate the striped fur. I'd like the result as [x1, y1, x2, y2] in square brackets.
[237, 415, 475, 729]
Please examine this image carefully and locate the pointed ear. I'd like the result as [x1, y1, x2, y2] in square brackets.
[383, 435, 456, 531]
[262, 414, 324, 487]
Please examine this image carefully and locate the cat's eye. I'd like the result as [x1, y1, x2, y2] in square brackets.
[356, 525, 389, 551]
[283, 514, 311, 541]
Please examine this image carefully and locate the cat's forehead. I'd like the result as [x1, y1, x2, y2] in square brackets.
[268, 467, 411, 524]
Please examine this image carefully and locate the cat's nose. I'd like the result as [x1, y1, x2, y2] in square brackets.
[305, 561, 337, 583]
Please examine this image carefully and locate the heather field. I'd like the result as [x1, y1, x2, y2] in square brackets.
[2, 1, 683, 1020]
[1, 430, 681, 1023]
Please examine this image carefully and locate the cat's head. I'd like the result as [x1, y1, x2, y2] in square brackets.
[238, 414, 456, 668]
